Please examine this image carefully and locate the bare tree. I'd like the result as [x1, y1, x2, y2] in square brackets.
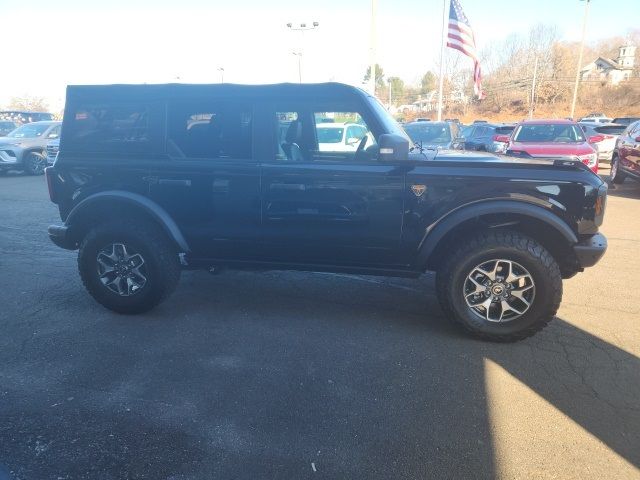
[7, 96, 50, 112]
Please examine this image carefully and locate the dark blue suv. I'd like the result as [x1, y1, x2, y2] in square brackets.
[45, 83, 607, 341]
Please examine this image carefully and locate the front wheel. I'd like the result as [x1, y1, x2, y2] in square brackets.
[610, 154, 626, 184]
[436, 230, 562, 342]
[23, 152, 46, 175]
[78, 220, 181, 314]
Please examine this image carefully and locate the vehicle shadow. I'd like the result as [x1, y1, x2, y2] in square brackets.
[602, 174, 640, 199]
[3, 270, 638, 478]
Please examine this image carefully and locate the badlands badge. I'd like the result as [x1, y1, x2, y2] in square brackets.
[411, 184, 427, 197]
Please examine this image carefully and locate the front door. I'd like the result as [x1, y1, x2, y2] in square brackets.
[259, 101, 405, 267]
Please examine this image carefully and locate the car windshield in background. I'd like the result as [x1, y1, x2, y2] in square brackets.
[317, 127, 344, 143]
[7, 123, 49, 138]
[404, 123, 451, 143]
[496, 126, 514, 134]
[513, 124, 585, 143]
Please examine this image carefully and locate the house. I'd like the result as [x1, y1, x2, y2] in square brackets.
[410, 89, 469, 112]
[580, 44, 636, 86]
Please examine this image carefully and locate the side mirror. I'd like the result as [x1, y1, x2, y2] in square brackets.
[378, 133, 409, 162]
[493, 134, 510, 143]
[588, 135, 604, 144]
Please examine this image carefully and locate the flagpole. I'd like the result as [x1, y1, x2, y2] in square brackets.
[369, 0, 377, 96]
[436, 0, 448, 121]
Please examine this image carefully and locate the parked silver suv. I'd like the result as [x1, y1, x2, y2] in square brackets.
[0, 121, 61, 175]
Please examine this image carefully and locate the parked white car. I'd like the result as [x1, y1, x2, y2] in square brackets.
[316, 122, 372, 152]
[579, 116, 613, 125]
[579, 122, 627, 161]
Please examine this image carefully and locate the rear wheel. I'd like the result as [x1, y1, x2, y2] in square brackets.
[23, 152, 46, 175]
[78, 220, 181, 314]
[436, 230, 562, 342]
[610, 154, 626, 184]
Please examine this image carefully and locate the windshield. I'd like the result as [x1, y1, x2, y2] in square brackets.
[316, 127, 344, 143]
[8, 123, 50, 138]
[404, 123, 451, 144]
[513, 124, 585, 143]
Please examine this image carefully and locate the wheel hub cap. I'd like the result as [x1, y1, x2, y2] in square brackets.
[97, 243, 147, 296]
[463, 259, 536, 323]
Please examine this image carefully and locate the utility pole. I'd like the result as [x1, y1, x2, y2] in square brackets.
[436, 0, 448, 121]
[369, 0, 377, 96]
[570, 0, 590, 119]
[529, 56, 538, 119]
[286, 22, 319, 84]
[388, 79, 392, 108]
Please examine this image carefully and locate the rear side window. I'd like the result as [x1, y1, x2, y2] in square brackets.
[65, 103, 163, 153]
[594, 125, 625, 135]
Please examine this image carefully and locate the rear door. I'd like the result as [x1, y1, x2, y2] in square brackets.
[259, 99, 405, 267]
[147, 98, 261, 260]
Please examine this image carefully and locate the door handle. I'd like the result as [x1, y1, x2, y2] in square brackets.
[270, 183, 305, 191]
[158, 179, 192, 187]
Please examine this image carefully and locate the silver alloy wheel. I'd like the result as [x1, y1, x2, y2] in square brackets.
[97, 243, 147, 296]
[463, 259, 535, 323]
[27, 153, 46, 175]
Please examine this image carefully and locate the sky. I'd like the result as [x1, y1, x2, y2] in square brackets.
[1, 0, 638, 112]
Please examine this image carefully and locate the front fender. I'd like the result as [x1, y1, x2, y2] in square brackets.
[65, 190, 190, 252]
[416, 199, 578, 268]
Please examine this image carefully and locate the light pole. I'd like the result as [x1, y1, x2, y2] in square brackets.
[217, 67, 224, 83]
[570, 0, 591, 119]
[369, 0, 377, 96]
[292, 52, 302, 83]
[286, 21, 319, 83]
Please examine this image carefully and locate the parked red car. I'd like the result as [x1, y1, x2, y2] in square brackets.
[610, 120, 640, 184]
[495, 119, 600, 173]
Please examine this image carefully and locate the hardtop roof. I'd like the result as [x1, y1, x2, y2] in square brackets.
[65, 82, 370, 102]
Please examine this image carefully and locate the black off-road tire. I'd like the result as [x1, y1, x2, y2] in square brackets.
[436, 230, 562, 342]
[610, 154, 626, 184]
[23, 152, 46, 176]
[78, 220, 181, 314]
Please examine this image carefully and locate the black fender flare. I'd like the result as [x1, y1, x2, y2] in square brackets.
[417, 200, 577, 268]
[65, 190, 190, 252]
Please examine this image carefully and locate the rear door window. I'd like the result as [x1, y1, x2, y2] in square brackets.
[166, 100, 253, 160]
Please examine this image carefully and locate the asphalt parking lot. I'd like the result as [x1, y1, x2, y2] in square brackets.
[0, 168, 639, 480]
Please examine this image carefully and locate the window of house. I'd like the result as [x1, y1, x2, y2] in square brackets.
[167, 101, 253, 159]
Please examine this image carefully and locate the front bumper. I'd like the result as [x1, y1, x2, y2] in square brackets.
[573, 233, 607, 268]
[48, 225, 77, 250]
[0, 147, 24, 166]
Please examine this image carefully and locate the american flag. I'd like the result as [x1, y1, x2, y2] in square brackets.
[447, 0, 484, 99]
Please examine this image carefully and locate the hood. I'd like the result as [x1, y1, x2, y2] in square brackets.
[428, 150, 556, 165]
[0, 136, 20, 146]
[508, 141, 594, 157]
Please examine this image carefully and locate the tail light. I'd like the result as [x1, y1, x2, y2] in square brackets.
[577, 153, 598, 174]
[45, 167, 59, 204]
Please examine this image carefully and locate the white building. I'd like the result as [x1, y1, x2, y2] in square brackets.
[581, 44, 636, 86]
